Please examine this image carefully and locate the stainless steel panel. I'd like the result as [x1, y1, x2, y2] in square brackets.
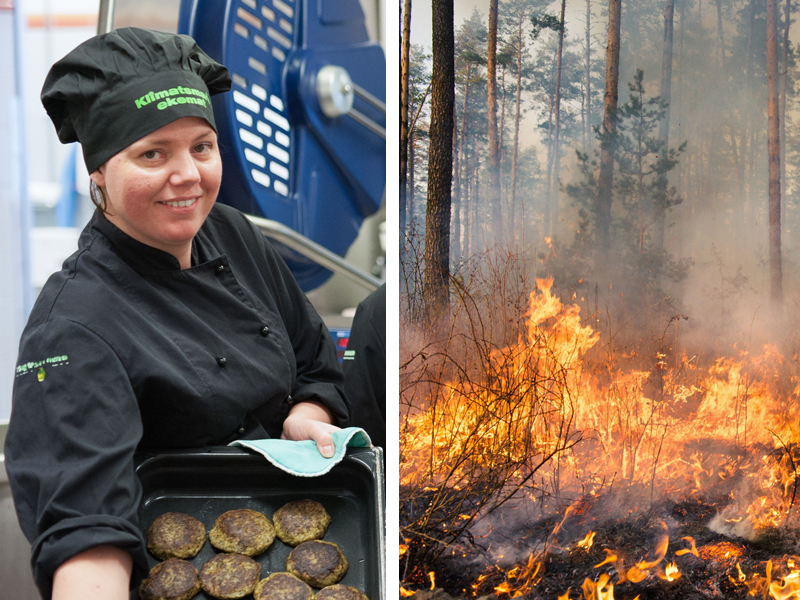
[0, 459, 40, 600]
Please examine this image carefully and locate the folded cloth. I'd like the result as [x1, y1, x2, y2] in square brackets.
[229, 427, 372, 477]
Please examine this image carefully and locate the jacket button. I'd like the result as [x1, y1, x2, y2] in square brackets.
[216, 357, 227, 367]
[287, 395, 292, 404]
[238, 426, 245, 434]
[260, 325, 270, 337]
[216, 265, 225, 274]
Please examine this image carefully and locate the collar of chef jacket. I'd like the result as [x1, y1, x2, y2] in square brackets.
[88, 210, 212, 271]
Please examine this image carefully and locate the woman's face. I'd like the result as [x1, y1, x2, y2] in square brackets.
[90, 117, 222, 267]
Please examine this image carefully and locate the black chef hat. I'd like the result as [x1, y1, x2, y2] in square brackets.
[41, 27, 231, 173]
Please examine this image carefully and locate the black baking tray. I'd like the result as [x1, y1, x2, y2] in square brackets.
[135, 446, 385, 600]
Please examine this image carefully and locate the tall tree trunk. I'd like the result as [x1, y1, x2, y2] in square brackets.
[544, 93, 555, 236]
[460, 69, 472, 259]
[453, 116, 461, 221]
[551, 0, 568, 238]
[499, 64, 508, 210]
[636, 83, 646, 254]
[400, 0, 412, 232]
[408, 128, 416, 224]
[730, 124, 746, 242]
[654, 0, 675, 251]
[487, 0, 502, 238]
[584, 0, 592, 152]
[424, 0, 455, 320]
[675, 0, 686, 253]
[511, 6, 525, 226]
[766, 0, 783, 305]
[470, 141, 482, 256]
[500, 64, 507, 162]
[780, 0, 790, 228]
[596, 0, 622, 264]
[745, 0, 756, 249]
[715, 0, 725, 68]
[457, 62, 472, 254]
[451, 113, 461, 264]
[409, 81, 431, 228]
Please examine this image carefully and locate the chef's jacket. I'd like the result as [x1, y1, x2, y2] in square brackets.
[4, 203, 348, 599]
[343, 284, 386, 450]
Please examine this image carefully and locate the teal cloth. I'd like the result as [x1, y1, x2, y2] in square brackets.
[229, 427, 372, 477]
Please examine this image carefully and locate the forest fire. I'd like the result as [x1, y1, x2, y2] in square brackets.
[400, 278, 800, 599]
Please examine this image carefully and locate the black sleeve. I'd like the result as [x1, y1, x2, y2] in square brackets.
[243, 215, 349, 428]
[4, 319, 149, 599]
[342, 284, 386, 448]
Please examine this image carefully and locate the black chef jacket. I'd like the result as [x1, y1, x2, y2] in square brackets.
[4, 203, 348, 599]
[342, 284, 386, 450]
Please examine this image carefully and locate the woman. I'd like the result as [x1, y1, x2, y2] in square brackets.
[4, 28, 348, 599]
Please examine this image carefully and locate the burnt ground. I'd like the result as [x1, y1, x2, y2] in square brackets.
[401, 494, 800, 599]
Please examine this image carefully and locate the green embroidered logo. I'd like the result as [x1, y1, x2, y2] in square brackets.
[134, 86, 210, 111]
[343, 349, 356, 361]
[16, 355, 69, 379]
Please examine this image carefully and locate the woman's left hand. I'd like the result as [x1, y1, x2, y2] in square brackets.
[281, 400, 340, 458]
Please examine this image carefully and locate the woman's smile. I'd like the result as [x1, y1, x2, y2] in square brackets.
[161, 197, 199, 208]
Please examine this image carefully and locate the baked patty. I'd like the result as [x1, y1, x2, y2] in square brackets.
[147, 512, 206, 560]
[253, 572, 314, 600]
[208, 509, 275, 556]
[286, 540, 349, 588]
[138, 557, 201, 600]
[199, 553, 261, 599]
[273, 499, 332, 546]
[316, 584, 370, 600]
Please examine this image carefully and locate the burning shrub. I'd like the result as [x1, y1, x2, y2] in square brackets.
[401, 248, 800, 598]
[400, 250, 594, 586]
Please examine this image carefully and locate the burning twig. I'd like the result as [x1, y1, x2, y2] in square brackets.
[766, 427, 799, 522]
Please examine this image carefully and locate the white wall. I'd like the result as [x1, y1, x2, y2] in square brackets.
[1, 5, 31, 425]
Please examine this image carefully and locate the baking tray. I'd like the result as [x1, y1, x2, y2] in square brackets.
[135, 446, 385, 600]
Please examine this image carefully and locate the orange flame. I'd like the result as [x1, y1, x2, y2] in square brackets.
[581, 574, 615, 599]
[492, 553, 542, 597]
[577, 531, 596, 551]
[594, 549, 618, 569]
[399, 587, 415, 597]
[625, 522, 669, 583]
[736, 562, 746, 582]
[770, 571, 800, 600]
[402, 275, 800, 598]
[657, 562, 681, 582]
[675, 537, 699, 557]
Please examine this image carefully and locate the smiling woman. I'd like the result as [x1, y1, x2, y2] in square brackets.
[90, 117, 222, 269]
[4, 27, 349, 600]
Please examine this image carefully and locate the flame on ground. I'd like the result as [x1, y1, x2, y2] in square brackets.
[656, 562, 681, 582]
[577, 531, 596, 551]
[401, 276, 800, 597]
[674, 536, 699, 557]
